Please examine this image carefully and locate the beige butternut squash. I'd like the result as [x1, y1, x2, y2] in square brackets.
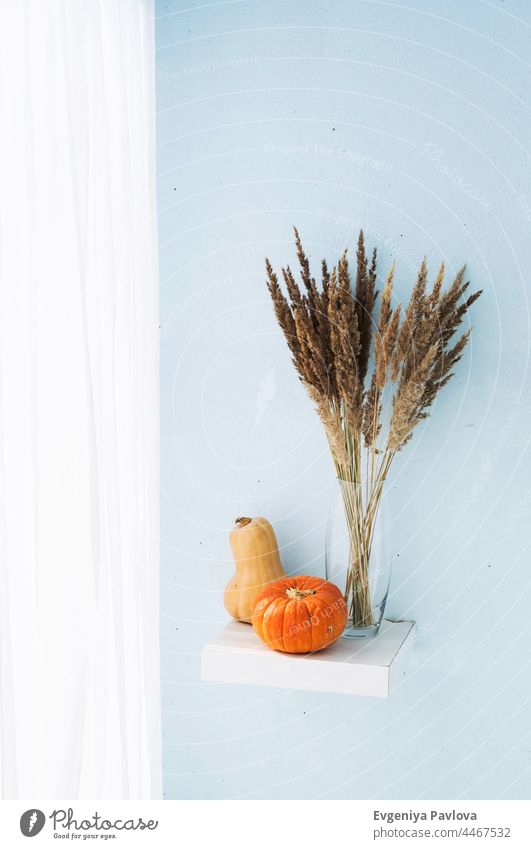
[224, 516, 286, 623]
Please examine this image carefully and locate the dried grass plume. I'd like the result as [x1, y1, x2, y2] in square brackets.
[265, 227, 482, 626]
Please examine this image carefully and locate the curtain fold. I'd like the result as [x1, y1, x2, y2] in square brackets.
[0, 0, 160, 799]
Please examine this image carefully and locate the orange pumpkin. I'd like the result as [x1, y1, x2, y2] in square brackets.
[252, 575, 347, 653]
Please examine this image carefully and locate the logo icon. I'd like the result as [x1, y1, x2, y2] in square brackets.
[20, 810, 45, 837]
[254, 369, 277, 426]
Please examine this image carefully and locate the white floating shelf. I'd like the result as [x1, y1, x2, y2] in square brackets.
[201, 619, 415, 698]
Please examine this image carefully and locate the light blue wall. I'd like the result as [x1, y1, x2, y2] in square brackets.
[156, 0, 531, 799]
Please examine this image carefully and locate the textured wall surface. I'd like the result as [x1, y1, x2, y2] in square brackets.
[157, 0, 531, 799]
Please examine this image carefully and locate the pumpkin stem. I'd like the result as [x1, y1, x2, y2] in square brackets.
[234, 516, 252, 527]
[285, 587, 317, 600]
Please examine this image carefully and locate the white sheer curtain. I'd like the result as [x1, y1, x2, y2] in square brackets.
[0, 0, 160, 798]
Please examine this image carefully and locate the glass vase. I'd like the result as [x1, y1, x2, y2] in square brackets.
[325, 478, 393, 638]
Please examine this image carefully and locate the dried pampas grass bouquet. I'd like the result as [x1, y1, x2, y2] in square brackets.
[266, 228, 481, 636]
